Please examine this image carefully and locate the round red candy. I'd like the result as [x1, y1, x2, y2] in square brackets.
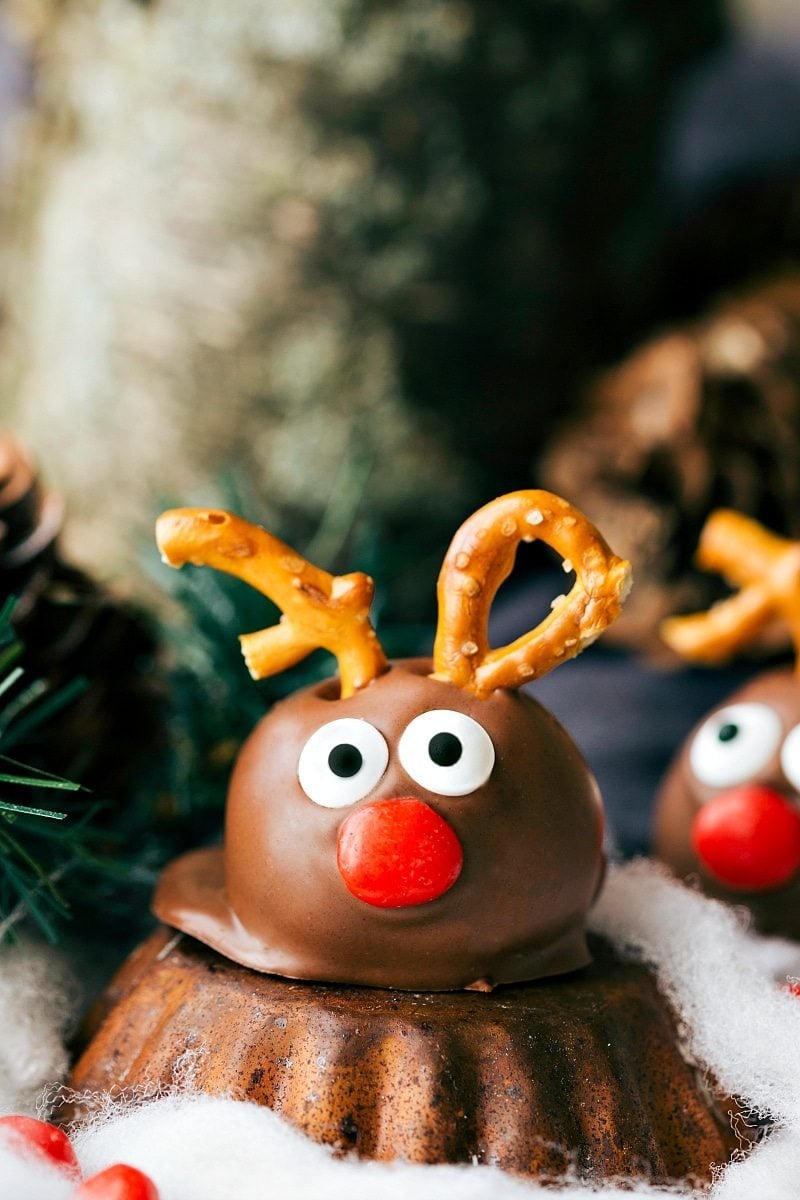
[337, 795, 463, 907]
[0, 1115, 80, 1176]
[692, 785, 800, 891]
[73, 1163, 159, 1200]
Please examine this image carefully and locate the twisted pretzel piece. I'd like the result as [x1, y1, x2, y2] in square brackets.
[432, 491, 632, 698]
[156, 509, 388, 699]
[660, 510, 800, 668]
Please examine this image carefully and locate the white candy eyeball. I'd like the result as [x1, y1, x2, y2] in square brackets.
[689, 702, 782, 790]
[298, 718, 389, 808]
[780, 723, 800, 792]
[397, 709, 495, 797]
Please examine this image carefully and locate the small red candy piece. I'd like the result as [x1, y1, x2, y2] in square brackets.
[337, 796, 463, 907]
[73, 1164, 159, 1200]
[0, 1115, 80, 1176]
[692, 784, 800, 891]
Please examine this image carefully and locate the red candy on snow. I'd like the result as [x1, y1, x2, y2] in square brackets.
[0, 1115, 80, 1176]
[692, 784, 800, 891]
[0, 1117, 159, 1199]
[73, 1164, 159, 1200]
[337, 795, 463, 907]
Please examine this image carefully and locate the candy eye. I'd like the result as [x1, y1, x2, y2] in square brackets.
[398, 710, 495, 797]
[298, 718, 389, 808]
[780, 724, 800, 792]
[689, 703, 782, 789]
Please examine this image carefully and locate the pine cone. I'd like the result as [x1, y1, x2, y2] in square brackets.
[541, 274, 800, 657]
[0, 432, 62, 619]
[0, 431, 166, 802]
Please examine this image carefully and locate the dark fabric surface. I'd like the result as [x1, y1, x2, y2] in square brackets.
[664, 39, 800, 213]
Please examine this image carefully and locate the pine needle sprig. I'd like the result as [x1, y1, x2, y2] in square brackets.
[0, 598, 101, 942]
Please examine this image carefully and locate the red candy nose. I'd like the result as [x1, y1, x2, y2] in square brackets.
[692, 785, 800, 891]
[337, 796, 463, 907]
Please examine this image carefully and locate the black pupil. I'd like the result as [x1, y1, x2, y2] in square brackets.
[718, 723, 739, 743]
[328, 743, 363, 778]
[428, 731, 463, 767]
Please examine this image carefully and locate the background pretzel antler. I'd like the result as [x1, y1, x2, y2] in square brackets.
[432, 491, 631, 699]
[156, 509, 388, 699]
[660, 510, 800, 670]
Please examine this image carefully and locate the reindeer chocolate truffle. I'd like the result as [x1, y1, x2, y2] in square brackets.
[69, 493, 745, 1183]
[655, 511, 800, 936]
[152, 491, 631, 990]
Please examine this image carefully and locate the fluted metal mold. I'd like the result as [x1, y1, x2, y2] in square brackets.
[67, 926, 739, 1184]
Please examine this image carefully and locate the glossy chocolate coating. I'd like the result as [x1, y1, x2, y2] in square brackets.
[655, 666, 800, 938]
[155, 659, 605, 990]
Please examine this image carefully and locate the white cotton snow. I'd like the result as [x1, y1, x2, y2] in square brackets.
[4, 861, 800, 1198]
[0, 939, 78, 1115]
[590, 860, 800, 1127]
[69, 1093, 701, 1200]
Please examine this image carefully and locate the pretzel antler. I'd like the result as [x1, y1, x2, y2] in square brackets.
[660, 510, 800, 669]
[156, 509, 388, 699]
[432, 491, 631, 698]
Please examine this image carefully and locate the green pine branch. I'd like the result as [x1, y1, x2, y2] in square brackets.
[0, 599, 98, 942]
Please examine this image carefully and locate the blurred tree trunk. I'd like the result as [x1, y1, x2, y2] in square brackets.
[0, 0, 725, 603]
